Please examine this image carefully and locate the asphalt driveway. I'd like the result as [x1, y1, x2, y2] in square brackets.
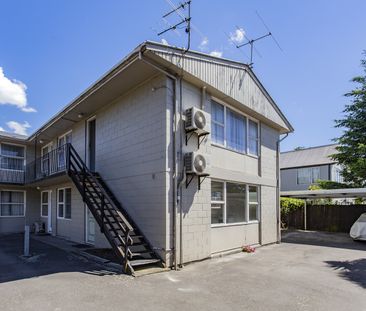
[0, 231, 365, 311]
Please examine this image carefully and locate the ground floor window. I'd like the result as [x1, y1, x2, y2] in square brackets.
[0, 190, 25, 217]
[57, 188, 71, 219]
[211, 181, 259, 225]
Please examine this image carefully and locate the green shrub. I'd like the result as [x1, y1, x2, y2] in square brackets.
[280, 197, 305, 229]
[280, 197, 305, 215]
[309, 180, 352, 190]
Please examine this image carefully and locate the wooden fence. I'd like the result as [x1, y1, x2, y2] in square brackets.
[283, 204, 366, 233]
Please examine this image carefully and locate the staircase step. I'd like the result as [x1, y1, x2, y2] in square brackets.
[131, 250, 154, 257]
[129, 258, 161, 267]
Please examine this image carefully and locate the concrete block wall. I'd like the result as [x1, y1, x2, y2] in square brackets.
[259, 123, 279, 245]
[174, 81, 212, 263]
[94, 74, 169, 260]
[173, 80, 281, 260]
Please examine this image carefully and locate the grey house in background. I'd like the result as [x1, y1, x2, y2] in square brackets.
[0, 41, 292, 273]
[280, 144, 343, 191]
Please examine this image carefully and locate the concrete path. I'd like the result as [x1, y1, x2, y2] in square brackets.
[0, 231, 365, 311]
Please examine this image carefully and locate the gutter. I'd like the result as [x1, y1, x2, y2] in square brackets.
[27, 50, 142, 142]
[276, 133, 289, 243]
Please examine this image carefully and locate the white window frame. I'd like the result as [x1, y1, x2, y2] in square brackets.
[211, 97, 259, 157]
[211, 179, 260, 227]
[40, 190, 51, 218]
[57, 130, 72, 147]
[297, 167, 320, 185]
[211, 181, 226, 225]
[248, 185, 260, 222]
[57, 187, 71, 220]
[41, 142, 53, 174]
[0, 190, 26, 217]
[57, 130, 72, 169]
[0, 142, 26, 172]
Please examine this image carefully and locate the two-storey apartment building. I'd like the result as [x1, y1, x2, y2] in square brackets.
[0, 42, 293, 274]
[280, 144, 343, 191]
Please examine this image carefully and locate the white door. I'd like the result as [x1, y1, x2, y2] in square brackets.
[41, 190, 52, 233]
[86, 207, 95, 244]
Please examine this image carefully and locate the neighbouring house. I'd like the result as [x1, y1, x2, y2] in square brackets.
[0, 41, 293, 274]
[280, 144, 343, 191]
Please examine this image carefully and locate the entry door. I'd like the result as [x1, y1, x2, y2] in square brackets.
[87, 118, 96, 172]
[86, 207, 95, 244]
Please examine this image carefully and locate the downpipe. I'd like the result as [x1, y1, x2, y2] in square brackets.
[138, 51, 181, 271]
[276, 133, 288, 243]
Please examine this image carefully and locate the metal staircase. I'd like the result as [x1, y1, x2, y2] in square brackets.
[65, 143, 162, 275]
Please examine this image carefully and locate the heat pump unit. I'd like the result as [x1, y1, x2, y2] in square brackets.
[185, 107, 210, 134]
[185, 152, 210, 175]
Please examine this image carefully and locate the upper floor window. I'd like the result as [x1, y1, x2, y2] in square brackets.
[0, 143, 25, 171]
[297, 167, 320, 184]
[58, 131, 72, 147]
[332, 166, 344, 183]
[211, 100, 259, 156]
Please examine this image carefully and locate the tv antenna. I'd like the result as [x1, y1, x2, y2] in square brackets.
[235, 11, 283, 68]
[158, 0, 192, 51]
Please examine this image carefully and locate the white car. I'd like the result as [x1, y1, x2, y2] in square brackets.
[350, 213, 366, 241]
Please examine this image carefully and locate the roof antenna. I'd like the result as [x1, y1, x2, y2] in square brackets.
[158, 0, 191, 52]
[235, 11, 283, 68]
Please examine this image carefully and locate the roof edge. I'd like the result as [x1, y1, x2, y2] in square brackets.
[281, 143, 338, 154]
[144, 41, 294, 133]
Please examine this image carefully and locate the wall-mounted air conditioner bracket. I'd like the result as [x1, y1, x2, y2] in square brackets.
[197, 133, 209, 149]
[185, 129, 209, 149]
[185, 128, 196, 146]
[185, 173, 210, 190]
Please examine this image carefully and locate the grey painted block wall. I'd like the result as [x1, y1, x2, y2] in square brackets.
[93, 74, 169, 259]
[169, 79, 280, 263]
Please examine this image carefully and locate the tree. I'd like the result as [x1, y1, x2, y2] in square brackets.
[332, 53, 366, 187]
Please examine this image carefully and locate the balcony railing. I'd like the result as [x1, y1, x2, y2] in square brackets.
[25, 144, 69, 184]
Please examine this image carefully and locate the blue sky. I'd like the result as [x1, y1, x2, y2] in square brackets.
[0, 0, 365, 151]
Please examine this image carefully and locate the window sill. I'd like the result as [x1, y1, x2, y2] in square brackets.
[57, 217, 72, 221]
[41, 215, 48, 218]
[0, 215, 25, 218]
[211, 143, 259, 159]
[211, 221, 259, 228]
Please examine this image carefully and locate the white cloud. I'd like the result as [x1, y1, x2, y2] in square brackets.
[210, 50, 223, 58]
[0, 126, 4, 132]
[198, 37, 209, 50]
[6, 121, 31, 135]
[0, 67, 36, 112]
[161, 38, 169, 46]
[229, 27, 246, 45]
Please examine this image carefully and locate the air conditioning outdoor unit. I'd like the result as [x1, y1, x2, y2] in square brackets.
[184, 152, 210, 176]
[185, 107, 210, 135]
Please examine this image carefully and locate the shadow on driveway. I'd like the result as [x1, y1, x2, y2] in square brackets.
[282, 230, 366, 251]
[325, 259, 366, 289]
[0, 234, 119, 284]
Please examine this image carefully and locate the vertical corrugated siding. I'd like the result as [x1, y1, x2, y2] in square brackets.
[153, 51, 287, 129]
